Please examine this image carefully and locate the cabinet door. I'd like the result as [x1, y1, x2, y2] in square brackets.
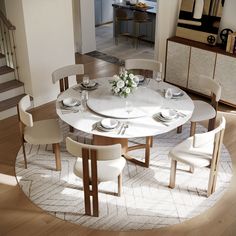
[95, 0, 102, 26]
[165, 41, 190, 87]
[101, 0, 113, 24]
[188, 47, 216, 96]
[214, 54, 236, 105]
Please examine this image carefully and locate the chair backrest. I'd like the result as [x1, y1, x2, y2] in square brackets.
[193, 117, 226, 160]
[52, 64, 84, 92]
[199, 76, 221, 103]
[17, 95, 33, 128]
[125, 59, 162, 78]
[66, 137, 122, 161]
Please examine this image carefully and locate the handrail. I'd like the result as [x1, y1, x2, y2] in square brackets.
[0, 10, 15, 30]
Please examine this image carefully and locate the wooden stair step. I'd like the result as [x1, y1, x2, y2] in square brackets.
[0, 65, 14, 76]
[0, 80, 23, 93]
[0, 94, 27, 112]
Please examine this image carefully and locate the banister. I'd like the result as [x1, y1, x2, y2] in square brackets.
[0, 10, 16, 30]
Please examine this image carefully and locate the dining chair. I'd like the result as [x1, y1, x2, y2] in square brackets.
[169, 116, 226, 197]
[66, 137, 126, 217]
[125, 58, 162, 79]
[52, 64, 84, 132]
[52, 64, 84, 93]
[190, 76, 221, 136]
[17, 95, 63, 171]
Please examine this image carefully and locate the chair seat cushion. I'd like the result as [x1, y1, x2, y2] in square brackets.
[24, 119, 63, 145]
[74, 156, 126, 182]
[191, 100, 216, 122]
[169, 137, 213, 168]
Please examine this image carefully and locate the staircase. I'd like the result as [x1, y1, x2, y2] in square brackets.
[0, 10, 26, 120]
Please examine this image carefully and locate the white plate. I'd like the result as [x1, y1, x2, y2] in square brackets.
[160, 109, 177, 120]
[81, 81, 97, 88]
[171, 88, 184, 97]
[62, 98, 79, 107]
[136, 75, 144, 82]
[101, 118, 118, 129]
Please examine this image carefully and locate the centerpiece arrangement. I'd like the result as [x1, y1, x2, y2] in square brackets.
[110, 68, 139, 98]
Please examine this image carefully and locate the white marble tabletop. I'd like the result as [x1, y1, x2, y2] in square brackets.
[56, 77, 194, 139]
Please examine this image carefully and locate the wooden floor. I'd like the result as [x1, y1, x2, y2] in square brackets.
[1, 54, 236, 236]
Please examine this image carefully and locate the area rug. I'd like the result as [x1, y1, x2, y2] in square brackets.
[86, 50, 123, 65]
[15, 122, 232, 231]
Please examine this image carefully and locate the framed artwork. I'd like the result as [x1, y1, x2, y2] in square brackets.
[176, 0, 225, 45]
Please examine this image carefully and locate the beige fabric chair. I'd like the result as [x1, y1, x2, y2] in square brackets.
[52, 64, 84, 93]
[17, 95, 63, 171]
[190, 76, 221, 136]
[169, 116, 226, 197]
[66, 137, 126, 216]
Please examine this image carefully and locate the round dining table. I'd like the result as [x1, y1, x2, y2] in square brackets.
[56, 77, 194, 167]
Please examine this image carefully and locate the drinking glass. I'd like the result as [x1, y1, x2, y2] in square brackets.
[154, 71, 162, 91]
[165, 88, 173, 99]
[82, 75, 90, 87]
[81, 90, 89, 111]
[125, 101, 133, 114]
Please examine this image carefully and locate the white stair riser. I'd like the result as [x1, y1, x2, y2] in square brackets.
[0, 86, 24, 102]
[0, 71, 15, 84]
[0, 57, 7, 66]
[0, 100, 33, 120]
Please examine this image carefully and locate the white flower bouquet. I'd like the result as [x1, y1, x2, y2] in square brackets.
[110, 69, 139, 98]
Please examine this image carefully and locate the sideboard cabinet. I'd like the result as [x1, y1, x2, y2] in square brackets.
[165, 36, 236, 107]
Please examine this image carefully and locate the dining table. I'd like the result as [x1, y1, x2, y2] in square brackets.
[56, 77, 194, 167]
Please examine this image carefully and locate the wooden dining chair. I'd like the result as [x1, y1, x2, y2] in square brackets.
[17, 95, 63, 171]
[169, 116, 226, 197]
[52, 64, 84, 132]
[52, 64, 84, 93]
[66, 137, 126, 217]
[190, 76, 221, 136]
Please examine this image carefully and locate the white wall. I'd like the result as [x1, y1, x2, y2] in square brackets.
[154, 0, 181, 73]
[6, 0, 75, 106]
[220, 0, 236, 32]
[73, 0, 96, 54]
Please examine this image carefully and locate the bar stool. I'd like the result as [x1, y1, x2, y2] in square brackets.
[133, 11, 152, 48]
[115, 8, 133, 45]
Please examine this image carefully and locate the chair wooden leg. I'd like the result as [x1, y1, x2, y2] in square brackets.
[189, 166, 194, 173]
[22, 141, 27, 169]
[69, 125, 74, 133]
[145, 136, 152, 168]
[177, 125, 182, 134]
[208, 117, 216, 131]
[53, 143, 61, 171]
[190, 122, 196, 136]
[150, 136, 153, 148]
[118, 174, 122, 197]
[169, 159, 177, 189]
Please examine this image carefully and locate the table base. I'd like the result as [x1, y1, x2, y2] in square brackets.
[93, 135, 152, 168]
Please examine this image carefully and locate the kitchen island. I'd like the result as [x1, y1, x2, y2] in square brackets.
[112, 0, 157, 43]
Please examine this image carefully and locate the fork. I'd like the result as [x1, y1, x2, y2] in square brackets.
[121, 123, 129, 135]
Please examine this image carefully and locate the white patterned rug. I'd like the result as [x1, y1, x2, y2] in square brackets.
[15, 122, 232, 231]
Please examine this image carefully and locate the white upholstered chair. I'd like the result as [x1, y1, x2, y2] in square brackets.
[125, 59, 162, 78]
[52, 64, 84, 132]
[52, 64, 84, 93]
[190, 76, 221, 136]
[66, 137, 126, 217]
[169, 116, 226, 197]
[17, 95, 63, 171]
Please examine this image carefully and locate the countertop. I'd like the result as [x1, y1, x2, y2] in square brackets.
[112, 0, 157, 14]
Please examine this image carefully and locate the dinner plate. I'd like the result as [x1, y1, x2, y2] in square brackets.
[161, 109, 177, 120]
[96, 122, 119, 132]
[62, 97, 80, 107]
[101, 118, 118, 129]
[80, 82, 98, 90]
[136, 75, 144, 83]
[171, 88, 184, 97]
[153, 112, 176, 122]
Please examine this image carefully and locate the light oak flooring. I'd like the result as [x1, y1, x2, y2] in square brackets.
[96, 23, 154, 60]
[1, 54, 236, 235]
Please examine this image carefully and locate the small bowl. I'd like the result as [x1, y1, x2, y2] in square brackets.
[101, 118, 118, 129]
[62, 98, 79, 107]
[161, 109, 177, 120]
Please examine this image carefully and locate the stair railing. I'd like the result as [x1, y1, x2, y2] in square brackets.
[0, 10, 19, 80]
